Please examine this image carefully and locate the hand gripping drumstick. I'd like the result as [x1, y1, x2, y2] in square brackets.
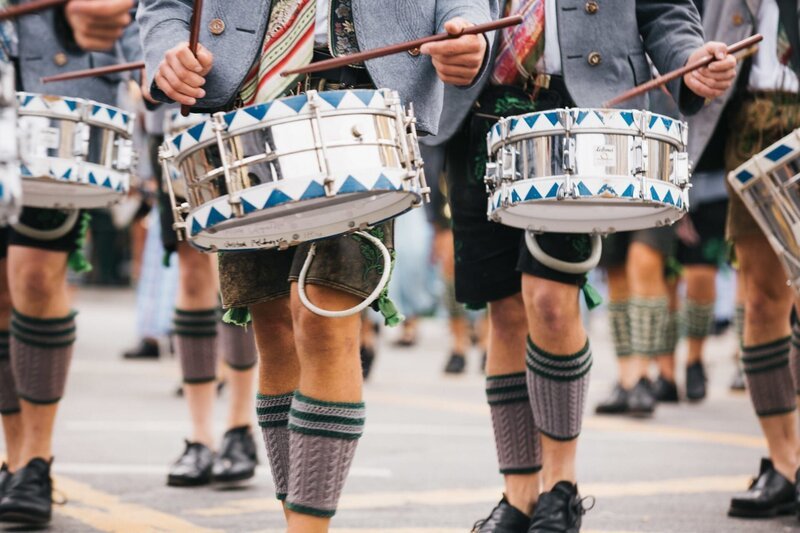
[280, 15, 523, 77]
[604, 34, 763, 108]
[0, 0, 69, 21]
[181, 0, 204, 116]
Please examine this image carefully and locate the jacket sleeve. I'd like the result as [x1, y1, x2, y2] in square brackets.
[435, 0, 499, 88]
[636, 0, 706, 115]
[136, 0, 194, 103]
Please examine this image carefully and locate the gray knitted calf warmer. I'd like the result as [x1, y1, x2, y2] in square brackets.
[0, 332, 19, 414]
[174, 308, 218, 384]
[629, 297, 669, 357]
[286, 392, 365, 518]
[486, 373, 542, 474]
[526, 337, 592, 441]
[742, 337, 796, 417]
[659, 310, 679, 355]
[608, 301, 632, 358]
[257, 392, 293, 500]
[10, 310, 76, 404]
[219, 322, 257, 371]
[685, 301, 715, 340]
[735, 304, 745, 344]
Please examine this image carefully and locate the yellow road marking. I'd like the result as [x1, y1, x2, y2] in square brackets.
[188, 474, 750, 518]
[55, 476, 221, 533]
[367, 391, 767, 449]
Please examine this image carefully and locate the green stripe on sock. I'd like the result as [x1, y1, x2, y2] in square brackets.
[284, 501, 336, 518]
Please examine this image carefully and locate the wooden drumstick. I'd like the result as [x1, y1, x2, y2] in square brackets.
[181, 0, 204, 117]
[40, 60, 144, 83]
[604, 34, 763, 108]
[281, 15, 523, 77]
[0, 0, 69, 21]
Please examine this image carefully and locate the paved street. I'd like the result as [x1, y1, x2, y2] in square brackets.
[1, 287, 798, 532]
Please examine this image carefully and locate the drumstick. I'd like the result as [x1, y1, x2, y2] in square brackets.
[181, 0, 204, 117]
[280, 15, 523, 77]
[40, 60, 145, 83]
[604, 34, 763, 107]
[0, 0, 68, 21]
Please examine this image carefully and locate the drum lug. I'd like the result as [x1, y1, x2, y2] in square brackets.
[672, 151, 690, 187]
[72, 121, 89, 158]
[114, 138, 134, 172]
[562, 137, 576, 175]
[228, 195, 244, 218]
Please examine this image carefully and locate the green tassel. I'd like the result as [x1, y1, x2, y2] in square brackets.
[67, 212, 93, 273]
[665, 256, 683, 281]
[377, 297, 404, 327]
[222, 307, 251, 327]
[162, 251, 173, 268]
[582, 281, 603, 311]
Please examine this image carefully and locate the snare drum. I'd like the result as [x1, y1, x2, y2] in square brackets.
[162, 88, 426, 252]
[0, 63, 20, 225]
[17, 92, 135, 209]
[729, 129, 800, 290]
[485, 108, 690, 234]
[162, 109, 209, 200]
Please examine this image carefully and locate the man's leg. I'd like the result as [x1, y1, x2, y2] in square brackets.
[684, 265, 717, 401]
[486, 294, 541, 516]
[0, 259, 21, 473]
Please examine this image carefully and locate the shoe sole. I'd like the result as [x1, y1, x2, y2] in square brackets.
[728, 502, 795, 518]
[0, 510, 51, 525]
[213, 469, 256, 486]
[167, 476, 213, 487]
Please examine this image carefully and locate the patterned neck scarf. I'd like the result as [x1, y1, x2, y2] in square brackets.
[0, 0, 17, 64]
[492, 0, 545, 85]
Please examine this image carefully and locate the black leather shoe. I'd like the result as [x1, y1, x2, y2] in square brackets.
[627, 378, 656, 417]
[730, 365, 746, 392]
[728, 458, 795, 518]
[0, 458, 53, 525]
[167, 441, 215, 487]
[472, 496, 530, 533]
[0, 463, 12, 501]
[686, 362, 707, 401]
[652, 376, 679, 403]
[123, 338, 160, 360]
[360, 346, 376, 379]
[528, 481, 591, 533]
[444, 353, 466, 374]
[595, 383, 629, 414]
[213, 426, 258, 484]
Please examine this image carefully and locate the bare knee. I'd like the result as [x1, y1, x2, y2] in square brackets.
[489, 294, 527, 345]
[13, 262, 65, 305]
[522, 278, 580, 336]
[290, 285, 360, 359]
[177, 249, 216, 305]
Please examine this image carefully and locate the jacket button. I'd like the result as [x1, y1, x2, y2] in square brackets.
[53, 52, 68, 67]
[585, 1, 598, 14]
[732, 13, 744, 26]
[209, 18, 225, 35]
[408, 47, 421, 57]
[587, 52, 602, 66]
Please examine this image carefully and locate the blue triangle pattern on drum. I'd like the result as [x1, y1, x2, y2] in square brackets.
[735, 170, 754, 184]
[241, 197, 258, 214]
[677, 196, 683, 208]
[351, 90, 375, 106]
[264, 189, 294, 208]
[661, 117, 673, 129]
[510, 118, 518, 130]
[663, 190, 675, 205]
[88, 172, 97, 185]
[339, 176, 368, 194]
[22, 95, 34, 107]
[525, 185, 542, 200]
[320, 91, 347, 108]
[65, 99, 78, 111]
[650, 186, 660, 202]
[122, 114, 129, 125]
[598, 184, 616, 196]
[545, 183, 559, 198]
[545, 112, 559, 126]
[621, 112, 634, 126]
[116, 182, 125, 192]
[496, 196, 502, 209]
[61, 167, 72, 179]
[223, 111, 237, 127]
[92, 104, 102, 117]
[102, 177, 112, 189]
[20, 164, 31, 176]
[649, 116, 658, 129]
[107, 108, 118, 119]
[300, 181, 326, 199]
[191, 217, 203, 236]
[524, 115, 539, 128]
[511, 190, 522, 203]
[373, 174, 397, 191]
[172, 134, 183, 150]
[622, 184, 635, 198]
[577, 182, 592, 196]
[282, 95, 308, 113]
[576, 111, 589, 124]
[765, 144, 792, 162]
[244, 104, 270, 121]
[205, 206, 228, 227]
[187, 123, 205, 141]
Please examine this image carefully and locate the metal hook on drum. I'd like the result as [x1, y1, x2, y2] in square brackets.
[297, 231, 392, 318]
[12, 209, 80, 241]
[524, 231, 603, 275]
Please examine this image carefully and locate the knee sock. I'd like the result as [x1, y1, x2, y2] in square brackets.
[526, 337, 593, 441]
[660, 310, 679, 356]
[629, 297, 669, 357]
[742, 337, 796, 417]
[685, 300, 715, 341]
[486, 373, 542, 475]
[257, 392, 293, 500]
[608, 300, 632, 358]
[287, 391, 365, 517]
[174, 308, 218, 384]
[734, 304, 745, 345]
[0, 332, 19, 414]
[10, 310, 76, 404]
[219, 322, 257, 371]
[790, 314, 800, 395]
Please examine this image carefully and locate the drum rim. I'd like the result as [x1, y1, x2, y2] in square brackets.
[16, 91, 134, 135]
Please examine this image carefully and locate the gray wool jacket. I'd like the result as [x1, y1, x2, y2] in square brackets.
[15, 1, 141, 105]
[137, 0, 498, 135]
[424, 0, 707, 146]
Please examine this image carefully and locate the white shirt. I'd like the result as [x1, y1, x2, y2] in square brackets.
[535, 0, 562, 76]
[748, 0, 799, 93]
[314, 0, 329, 48]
